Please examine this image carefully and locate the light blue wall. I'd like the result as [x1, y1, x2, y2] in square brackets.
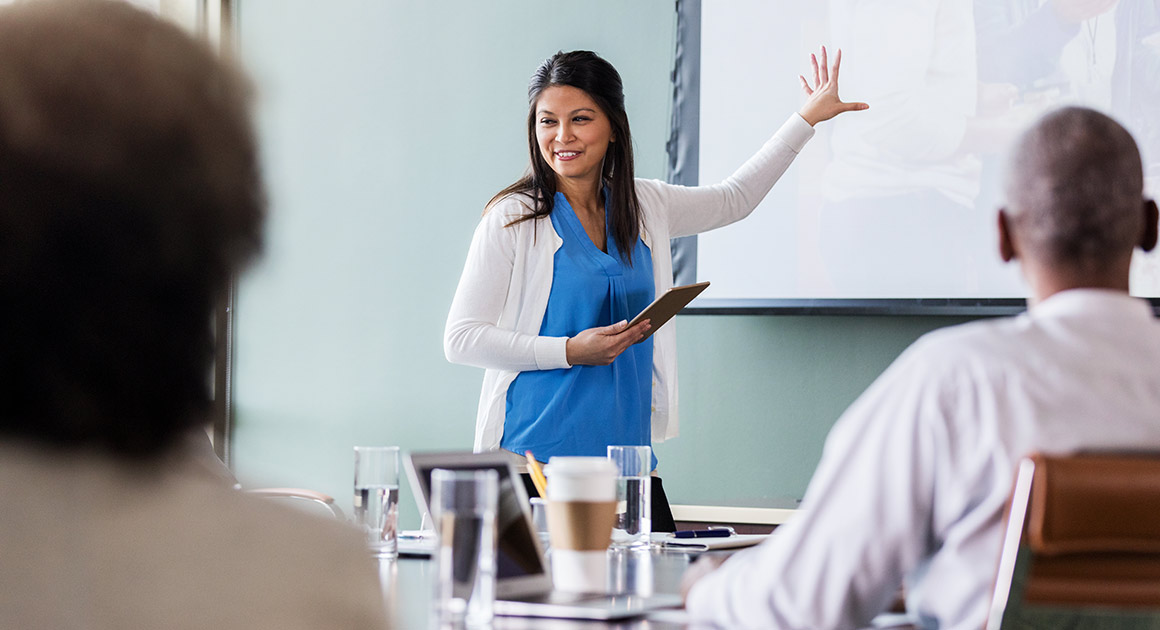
[229, 0, 969, 527]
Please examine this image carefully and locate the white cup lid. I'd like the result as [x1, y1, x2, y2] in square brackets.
[543, 457, 617, 502]
[543, 456, 617, 477]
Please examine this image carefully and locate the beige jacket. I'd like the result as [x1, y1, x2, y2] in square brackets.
[0, 443, 389, 629]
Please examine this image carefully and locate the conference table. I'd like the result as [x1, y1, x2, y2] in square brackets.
[378, 545, 706, 629]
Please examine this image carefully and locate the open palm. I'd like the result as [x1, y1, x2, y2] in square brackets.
[798, 46, 869, 126]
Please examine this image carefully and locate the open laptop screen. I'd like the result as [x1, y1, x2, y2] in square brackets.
[405, 452, 546, 580]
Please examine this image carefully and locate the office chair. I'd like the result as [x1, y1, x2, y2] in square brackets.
[246, 487, 346, 520]
[985, 452, 1160, 629]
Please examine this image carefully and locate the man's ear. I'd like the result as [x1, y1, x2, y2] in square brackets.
[998, 208, 1018, 262]
[1140, 199, 1158, 252]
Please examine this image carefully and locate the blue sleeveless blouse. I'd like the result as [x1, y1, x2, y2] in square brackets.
[502, 191, 655, 467]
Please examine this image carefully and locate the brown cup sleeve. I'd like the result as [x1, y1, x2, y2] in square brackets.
[545, 500, 618, 552]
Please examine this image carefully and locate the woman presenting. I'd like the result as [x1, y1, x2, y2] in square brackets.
[446, 47, 865, 465]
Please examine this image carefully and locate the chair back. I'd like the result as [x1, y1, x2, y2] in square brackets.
[985, 453, 1160, 629]
[246, 487, 346, 520]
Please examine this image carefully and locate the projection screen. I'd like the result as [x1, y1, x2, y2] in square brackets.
[688, 1, 1160, 309]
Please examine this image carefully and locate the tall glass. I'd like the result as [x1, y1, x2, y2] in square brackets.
[529, 497, 551, 553]
[431, 468, 498, 628]
[608, 546, 655, 596]
[607, 445, 652, 548]
[353, 446, 400, 559]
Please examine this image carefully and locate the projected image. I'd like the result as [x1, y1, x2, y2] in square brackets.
[696, 0, 1160, 300]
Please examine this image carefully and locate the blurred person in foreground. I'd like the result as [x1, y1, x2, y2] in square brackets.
[0, 1, 388, 628]
[683, 106, 1160, 629]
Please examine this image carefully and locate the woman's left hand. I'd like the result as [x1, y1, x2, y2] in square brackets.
[798, 46, 868, 127]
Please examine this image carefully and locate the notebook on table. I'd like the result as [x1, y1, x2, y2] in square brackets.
[660, 533, 768, 551]
[404, 450, 684, 620]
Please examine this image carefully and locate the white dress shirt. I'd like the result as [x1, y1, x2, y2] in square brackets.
[687, 289, 1160, 630]
[445, 114, 815, 453]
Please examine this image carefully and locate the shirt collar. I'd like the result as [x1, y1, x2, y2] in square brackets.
[1029, 288, 1155, 322]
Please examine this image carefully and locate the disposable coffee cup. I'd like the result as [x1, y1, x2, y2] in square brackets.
[543, 457, 618, 593]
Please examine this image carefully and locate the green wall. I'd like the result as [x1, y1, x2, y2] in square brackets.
[229, 0, 973, 528]
[655, 314, 969, 508]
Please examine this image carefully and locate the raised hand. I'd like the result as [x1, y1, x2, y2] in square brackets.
[798, 46, 869, 127]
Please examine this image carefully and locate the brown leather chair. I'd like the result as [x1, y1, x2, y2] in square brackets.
[984, 453, 1160, 629]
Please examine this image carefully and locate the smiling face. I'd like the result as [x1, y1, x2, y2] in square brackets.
[534, 85, 614, 189]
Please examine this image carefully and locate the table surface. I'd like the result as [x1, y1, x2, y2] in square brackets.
[378, 545, 710, 629]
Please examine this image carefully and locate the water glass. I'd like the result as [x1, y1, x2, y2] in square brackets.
[529, 497, 551, 553]
[607, 445, 651, 548]
[608, 546, 655, 596]
[353, 446, 400, 558]
[431, 468, 498, 628]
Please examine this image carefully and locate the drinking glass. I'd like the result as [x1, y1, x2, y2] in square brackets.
[431, 468, 499, 628]
[607, 445, 652, 548]
[529, 497, 551, 553]
[353, 446, 400, 559]
[608, 546, 655, 596]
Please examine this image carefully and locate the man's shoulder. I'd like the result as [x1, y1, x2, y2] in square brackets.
[148, 475, 390, 627]
[202, 480, 361, 546]
[904, 315, 1033, 374]
[176, 476, 375, 578]
[0, 448, 389, 629]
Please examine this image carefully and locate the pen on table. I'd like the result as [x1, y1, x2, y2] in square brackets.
[672, 526, 735, 539]
[525, 450, 548, 497]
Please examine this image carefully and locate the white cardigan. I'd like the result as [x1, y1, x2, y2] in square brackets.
[445, 114, 816, 453]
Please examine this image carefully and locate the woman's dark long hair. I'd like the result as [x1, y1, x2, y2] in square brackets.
[489, 50, 642, 264]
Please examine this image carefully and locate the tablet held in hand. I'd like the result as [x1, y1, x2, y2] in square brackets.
[629, 281, 710, 343]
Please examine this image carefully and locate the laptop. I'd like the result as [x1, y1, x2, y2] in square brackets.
[404, 450, 684, 620]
